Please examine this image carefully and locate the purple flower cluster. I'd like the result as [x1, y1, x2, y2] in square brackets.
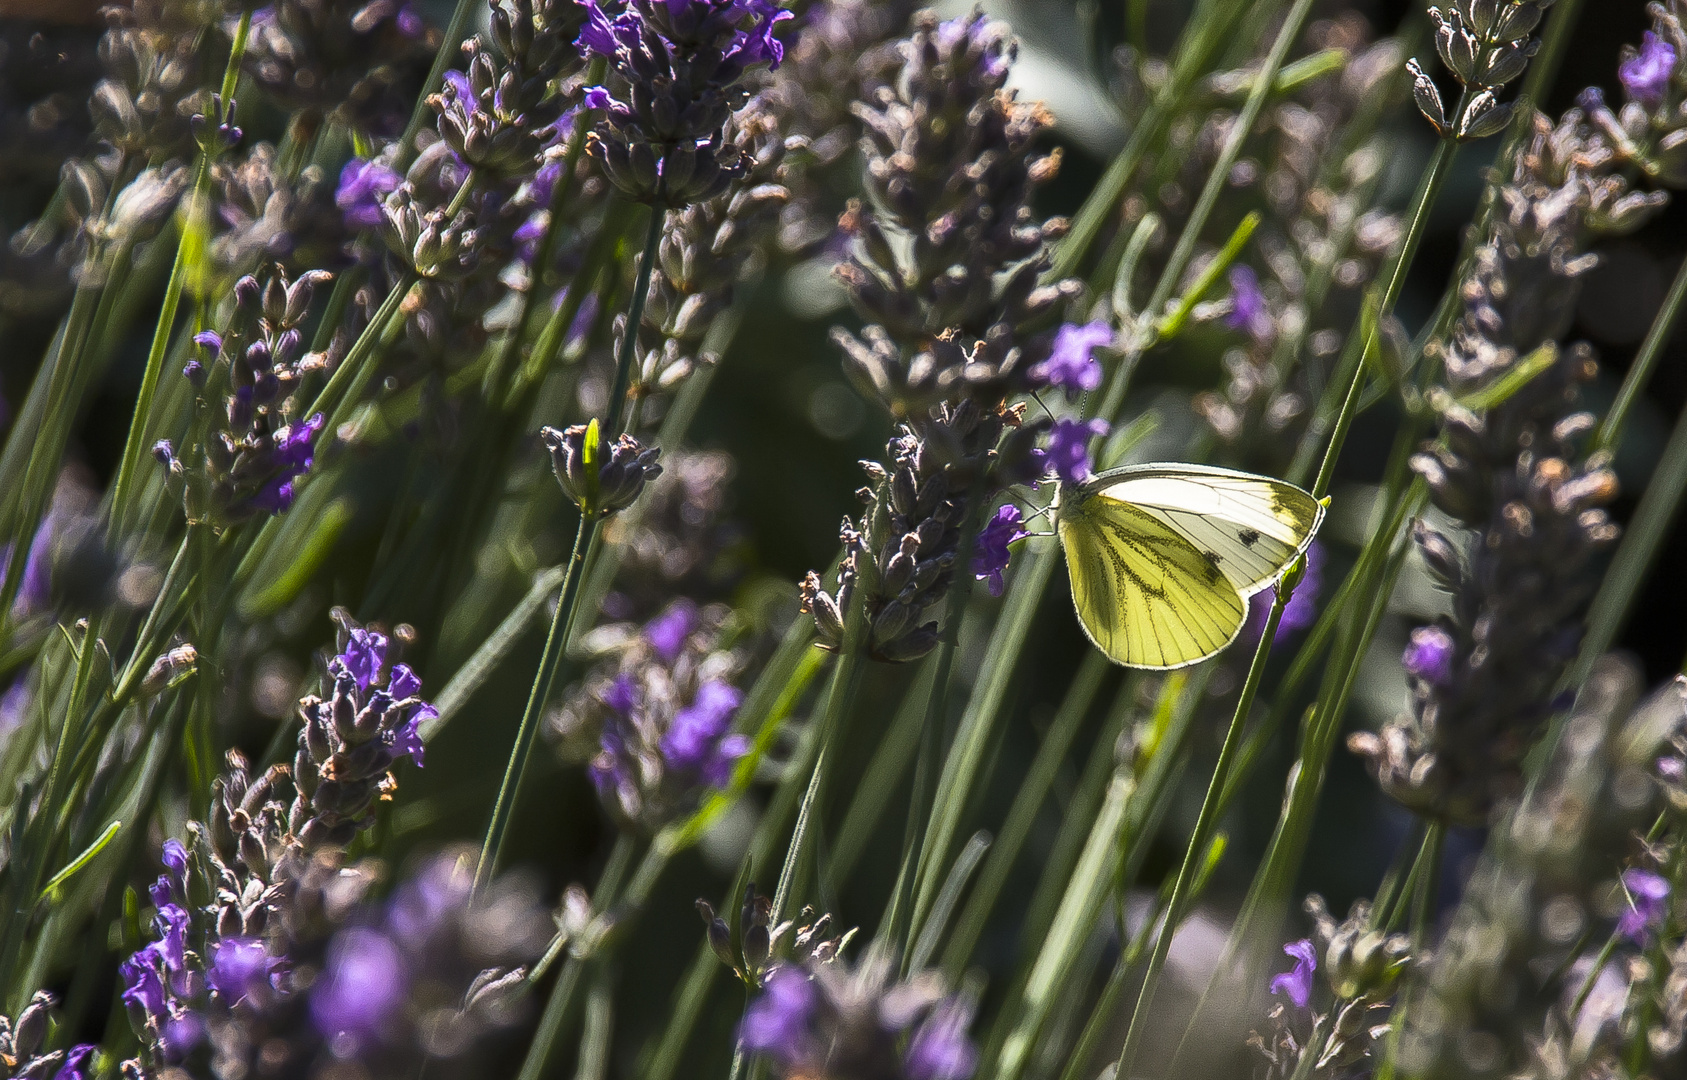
[740, 956, 979, 1080]
[576, 0, 791, 204]
[122, 839, 272, 1062]
[155, 270, 330, 524]
[290, 622, 434, 850]
[553, 601, 748, 828]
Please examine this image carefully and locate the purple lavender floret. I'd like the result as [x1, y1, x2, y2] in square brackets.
[1618, 868, 1671, 942]
[1042, 418, 1109, 484]
[1031, 322, 1110, 397]
[1226, 264, 1272, 341]
[575, 0, 792, 204]
[310, 927, 408, 1047]
[1269, 939, 1317, 1009]
[337, 158, 402, 229]
[740, 968, 817, 1058]
[1402, 625, 1457, 687]
[53, 1045, 96, 1080]
[660, 680, 748, 785]
[1620, 30, 1678, 106]
[207, 937, 279, 1006]
[645, 599, 698, 660]
[972, 504, 1029, 598]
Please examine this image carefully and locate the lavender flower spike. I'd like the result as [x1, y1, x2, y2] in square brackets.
[577, 0, 792, 204]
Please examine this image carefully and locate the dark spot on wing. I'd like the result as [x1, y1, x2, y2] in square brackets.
[1238, 528, 1260, 548]
[1201, 550, 1223, 585]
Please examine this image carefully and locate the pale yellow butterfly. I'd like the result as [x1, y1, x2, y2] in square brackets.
[1053, 463, 1325, 669]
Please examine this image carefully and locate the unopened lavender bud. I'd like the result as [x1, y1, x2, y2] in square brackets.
[1409, 59, 1449, 133]
[1459, 91, 1513, 140]
[141, 644, 198, 698]
[13, 993, 51, 1058]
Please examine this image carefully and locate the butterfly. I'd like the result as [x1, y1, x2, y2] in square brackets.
[1054, 463, 1326, 669]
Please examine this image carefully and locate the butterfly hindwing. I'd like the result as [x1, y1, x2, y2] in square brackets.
[1086, 464, 1324, 596]
[1058, 496, 1247, 669]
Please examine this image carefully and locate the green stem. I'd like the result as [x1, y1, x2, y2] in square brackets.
[1051, 0, 1254, 281]
[475, 511, 591, 890]
[486, 56, 605, 403]
[603, 202, 665, 438]
[1111, 556, 1305, 1080]
[770, 645, 865, 923]
[516, 833, 638, 1080]
[1142, 0, 1315, 328]
[303, 274, 412, 423]
[896, 492, 985, 960]
[1598, 254, 1687, 453]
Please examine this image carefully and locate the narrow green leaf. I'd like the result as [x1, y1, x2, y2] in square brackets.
[1156, 211, 1262, 340]
[39, 820, 121, 903]
[994, 769, 1134, 1080]
[238, 496, 353, 618]
[1453, 341, 1557, 412]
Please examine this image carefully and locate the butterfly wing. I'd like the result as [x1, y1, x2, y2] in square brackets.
[1058, 495, 1247, 669]
[1085, 464, 1324, 596]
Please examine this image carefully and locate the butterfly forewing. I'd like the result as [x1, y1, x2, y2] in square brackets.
[1086, 464, 1324, 596]
[1058, 497, 1247, 669]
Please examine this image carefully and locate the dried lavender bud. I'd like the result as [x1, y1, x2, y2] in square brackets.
[540, 420, 663, 516]
[833, 11, 1078, 413]
[244, 0, 437, 137]
[431, 0, 583, 178]
[548, 600, 747, 830]
[210, 142, 347, 281]
[0, 993, 96, 1080]
[577, 0, 791, 205]
[92, 0, 204, 159]
[739, 948, 978, 1080]
[697, 883, 853, 989]
[380, 185, 480, 279]
[1396, 659, 1687, 1080]
[162, 266, 330, 526]
[1415, 0, 1558, 140]
[290, 616, 434, 851]
[800, 400, 1016, 662]
[1349, 108, 1652, 825]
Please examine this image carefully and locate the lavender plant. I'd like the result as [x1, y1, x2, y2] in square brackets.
[1, 2, 1687, 1080]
